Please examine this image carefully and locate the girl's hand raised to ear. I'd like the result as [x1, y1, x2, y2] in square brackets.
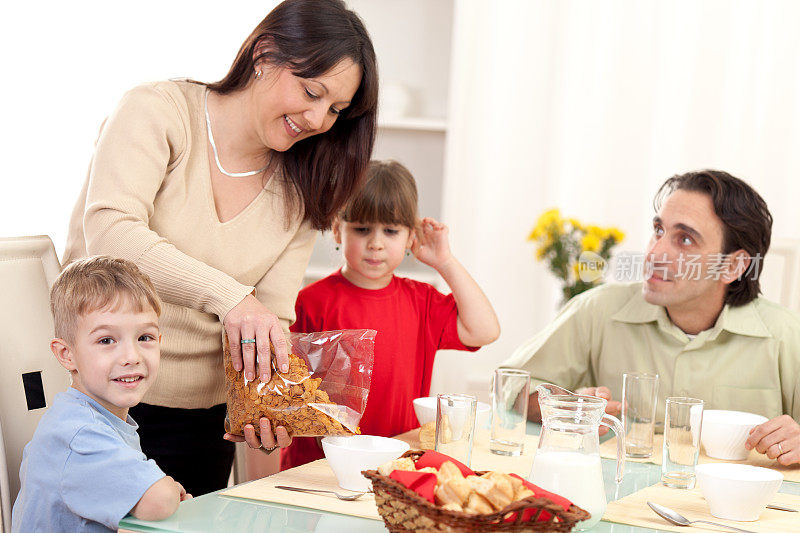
[224, 294, 289, 384]
[411, 217, 454, 269]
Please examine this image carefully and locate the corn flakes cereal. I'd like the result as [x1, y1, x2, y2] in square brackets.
[223, 337, 360, 438]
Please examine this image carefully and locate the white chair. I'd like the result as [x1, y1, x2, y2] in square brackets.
[760, 238, 800, 312]
[0, 236, 68, 533]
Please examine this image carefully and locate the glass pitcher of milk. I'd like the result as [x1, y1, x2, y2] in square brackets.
[528, 383, 625, 531]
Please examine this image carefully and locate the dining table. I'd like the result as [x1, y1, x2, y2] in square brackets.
[118, 421, 800, 532]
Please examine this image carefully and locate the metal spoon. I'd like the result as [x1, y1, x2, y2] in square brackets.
[647, 502, 756, 533]
[275, 485, 370, 501]
[767, 503, 797, 512]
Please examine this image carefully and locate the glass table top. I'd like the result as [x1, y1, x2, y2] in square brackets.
[120, 424, 800, 532]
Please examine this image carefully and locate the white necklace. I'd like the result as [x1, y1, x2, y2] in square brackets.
[205, 91, 270, 178]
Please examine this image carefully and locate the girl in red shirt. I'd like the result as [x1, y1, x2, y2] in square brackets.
[281, 160, 500, 470]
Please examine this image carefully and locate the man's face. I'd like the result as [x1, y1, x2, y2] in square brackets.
[642, 189, 732, 314]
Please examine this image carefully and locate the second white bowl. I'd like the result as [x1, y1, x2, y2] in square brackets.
[696, 463, 783, 521]
[321, 435, 409, 491]
[700, 410, 767, 460]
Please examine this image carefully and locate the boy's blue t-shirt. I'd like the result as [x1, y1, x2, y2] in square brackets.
[11, 388, 165, 532]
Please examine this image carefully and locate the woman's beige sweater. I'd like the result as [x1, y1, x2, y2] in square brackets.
[64, 80, 317, 408]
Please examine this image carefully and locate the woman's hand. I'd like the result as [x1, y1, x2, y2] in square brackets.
[224, 417, 292, 452]
[410, 217, 453, 270]
[224, 294, 289, 383]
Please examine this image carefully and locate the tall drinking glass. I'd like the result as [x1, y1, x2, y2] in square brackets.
[490, 368, 530, 456]
[435, 393, 477, 467]
[662, 397, 704, 489]
[622, 373, 659, 458]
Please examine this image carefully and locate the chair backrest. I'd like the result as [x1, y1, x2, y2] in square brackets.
[0, 236, 68, 533]
[760, 238, 800, 312]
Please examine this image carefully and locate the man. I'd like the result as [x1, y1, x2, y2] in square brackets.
[504, 170, 800, 465]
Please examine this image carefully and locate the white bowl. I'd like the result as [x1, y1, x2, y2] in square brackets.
[700, 410, 768, 460]
[321, 435, 410, 491]
[696, 463, 783, 521]
[412, 396, 492, 428]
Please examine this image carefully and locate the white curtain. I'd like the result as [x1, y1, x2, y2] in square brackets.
[431, 0, 800, 398]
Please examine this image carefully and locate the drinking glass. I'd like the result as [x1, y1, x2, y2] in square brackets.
[435, 393, 477, 467]
[622, 372, 659, 458]
[662, 397, 704, 489]
[490, 368, 530, 456]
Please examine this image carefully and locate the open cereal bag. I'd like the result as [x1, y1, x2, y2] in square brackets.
[224, 329, 376, 437]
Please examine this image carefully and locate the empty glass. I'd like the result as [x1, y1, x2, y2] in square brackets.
[662, 397, 704, 489]
[622, 372, 659, 458]
[490, 368, 530, 456]
[435, 393, 477, 467]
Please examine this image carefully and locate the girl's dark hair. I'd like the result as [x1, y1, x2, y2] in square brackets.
[208, 0, 378, 230]
[654, 169, 773, 306]
[341, 160, 418, 228]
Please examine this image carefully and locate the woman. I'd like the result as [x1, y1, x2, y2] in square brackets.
[63, 0, 377, 495]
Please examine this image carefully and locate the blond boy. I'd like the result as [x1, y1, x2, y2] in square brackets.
[12, 256, 189, 532]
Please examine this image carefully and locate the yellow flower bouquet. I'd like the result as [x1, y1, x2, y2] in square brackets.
[528, 208, 624, 303]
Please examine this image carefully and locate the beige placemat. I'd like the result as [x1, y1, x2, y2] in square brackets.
[221, 458, 382, 520]
[604, 482, 800, 532]
[222, 428, 540, 519]
[600, 434, 800, 482]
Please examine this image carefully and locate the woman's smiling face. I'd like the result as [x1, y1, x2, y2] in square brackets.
[249, 57, 362, 152]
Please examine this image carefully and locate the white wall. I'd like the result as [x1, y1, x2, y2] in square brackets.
[0, 0, 281, 257]
[431, 0, 800, 400]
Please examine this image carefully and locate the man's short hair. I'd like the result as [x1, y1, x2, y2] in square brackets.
[654, 169, 773, 306]
[50, 256, 161, 342]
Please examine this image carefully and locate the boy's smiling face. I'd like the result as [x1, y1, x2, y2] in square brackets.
[52, 297, 160, 420]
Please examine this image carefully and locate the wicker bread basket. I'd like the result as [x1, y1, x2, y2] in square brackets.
[362, 451, 590, 533]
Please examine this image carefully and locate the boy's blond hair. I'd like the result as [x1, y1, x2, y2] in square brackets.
[51, 256, 161, 342]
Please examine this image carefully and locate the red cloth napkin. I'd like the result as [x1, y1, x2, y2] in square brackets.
[389, 470, 437, 503]
[413, 450, 474, 477]
[505, 473, 573, 523]
[386, 451, 576, 523]
[509, 474, 571, 511]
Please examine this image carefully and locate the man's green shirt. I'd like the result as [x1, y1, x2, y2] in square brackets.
[503, 282, 800, 423]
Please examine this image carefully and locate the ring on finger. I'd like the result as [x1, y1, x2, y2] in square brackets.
[241, 338, 257, 344]
[263, 444, 279, 453]
[778, 442, 784, 455]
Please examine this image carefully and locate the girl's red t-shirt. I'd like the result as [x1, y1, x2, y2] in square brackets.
[281, 270, 478, 470]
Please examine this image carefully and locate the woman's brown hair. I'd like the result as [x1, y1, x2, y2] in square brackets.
[208, 0, 378, 230]
[654, 169, 773, 306]
[341, 160, 418, 228]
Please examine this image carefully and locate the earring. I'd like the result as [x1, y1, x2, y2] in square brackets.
[406, 250, 410, 257]
[335, 245, 340, 251]
[255, 69, 263, 79]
